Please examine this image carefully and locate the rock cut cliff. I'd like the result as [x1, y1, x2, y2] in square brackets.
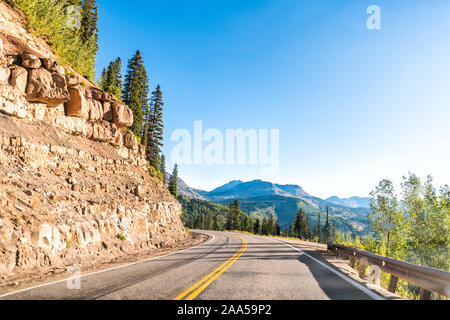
[0, 2, 185, 282]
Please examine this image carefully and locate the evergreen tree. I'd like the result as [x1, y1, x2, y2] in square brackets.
[199, 214, 205, 230]
[80, 0, 98, 46]
[268, 214, 275, 235]
[102, 57, 122, 99]
[275, 221, 281, 236]
[97, 67, 107, 88]
[205, 211, 213, 230]
[226, 201, 234, 230]
[232, 200, 240, 230]
[332, 222, 337, 242]
[254, 219, 261, 235]
[293, 208, 311, 240]
[313, 212, 321, 242]
[262, 218, 268, 235]
[213, 214, 220, 231]
[122, 50, 149, 137]
[168, 164, 178, 197]
[289, 222, 295, 237]
[146, 85, 164, 169]
[322, 206, 332, 243]
[248, 218, 254, 233]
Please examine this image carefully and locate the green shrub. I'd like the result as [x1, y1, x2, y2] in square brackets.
[148, 165, 158, 178]
[10, 0, 97, 80]
[116, 233, 125, 241]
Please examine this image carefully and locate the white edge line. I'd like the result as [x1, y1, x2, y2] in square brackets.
[273, 238, 384, 300]
[0, 232, 216, 298]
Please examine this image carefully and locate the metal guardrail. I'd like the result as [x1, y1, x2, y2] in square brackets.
[327, 243, 450, 300]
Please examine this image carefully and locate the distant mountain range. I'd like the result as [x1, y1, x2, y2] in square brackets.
[176, 177, 372, 236]
[325, 196, 370, 209]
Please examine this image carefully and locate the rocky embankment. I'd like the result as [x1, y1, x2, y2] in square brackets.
[0, 3, 185, 283]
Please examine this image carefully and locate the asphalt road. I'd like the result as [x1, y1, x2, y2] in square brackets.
[0, 231, 382, 300]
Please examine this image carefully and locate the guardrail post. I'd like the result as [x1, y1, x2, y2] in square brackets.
[388, 275, 398, 293]
[419, 288, 431, 300]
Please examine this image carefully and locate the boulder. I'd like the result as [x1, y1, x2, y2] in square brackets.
[102, 101, 113, 121]
[123, 131, 138, 153]
[26, 68, 69, 106]
[9, 65, 28, 93]
[91, 121, 113, 142]
[91, 89, 103, 101]
[5, 55, 19, 67]
[40, 58, 64, 75]
[0, 83, 28, 118]
[0, 64, 10, 84]
[103, 92, 114, 102]
[110, 124, 123, 147]
[66, 75, 78, 87]
[88, 99, 103, 121]
[64, 86, 89, 119]
[112, 102, 133, 128]
[21, 54, 42, 69]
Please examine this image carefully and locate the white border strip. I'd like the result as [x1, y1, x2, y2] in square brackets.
[0, 232, 216, 299]
[273, 238, 384, 300]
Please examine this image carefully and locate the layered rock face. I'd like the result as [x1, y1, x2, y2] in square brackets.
[0, 32, 185, 281]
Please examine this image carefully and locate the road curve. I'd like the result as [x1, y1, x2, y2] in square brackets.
[0, 231, 381, 300]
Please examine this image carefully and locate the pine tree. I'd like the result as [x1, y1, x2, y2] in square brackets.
[122, 50, 149, 137]
[233, 200, 240, 230]
[80, 0, 98, 47]
[332, 222, 337, 242]
[254, 219, 261, 234]
[313, 212, 321, 242]
[168, 164, 178, 197]
[322, 206, 332, 243]
[226, 201, 233, 230]
[102, 57, 122, 100]
[289, 222, 295, 237]
[213, 214, 220, 231]
[97, 67, 107, 88]
[248, 218, 254, 233]
[268, 214, 275, 235]
[199, 214, 205, 230]
[205, 211, 212, 230]
[146, 85, 164, 169]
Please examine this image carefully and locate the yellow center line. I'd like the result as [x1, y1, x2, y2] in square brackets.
[174, 235, 247, 300]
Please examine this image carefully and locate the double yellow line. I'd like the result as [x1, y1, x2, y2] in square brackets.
[174, 235, 247, 300]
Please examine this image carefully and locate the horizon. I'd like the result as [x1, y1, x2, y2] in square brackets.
[96, 0, 450, 199]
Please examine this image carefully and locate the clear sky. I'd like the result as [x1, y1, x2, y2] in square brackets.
[95, 0, 450, 199]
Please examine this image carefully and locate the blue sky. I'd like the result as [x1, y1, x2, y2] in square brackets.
[96, 0, 450, 198]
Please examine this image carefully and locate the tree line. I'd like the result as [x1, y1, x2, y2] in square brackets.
[281, 206, 334, 244]
[180, 198, 281, 236]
